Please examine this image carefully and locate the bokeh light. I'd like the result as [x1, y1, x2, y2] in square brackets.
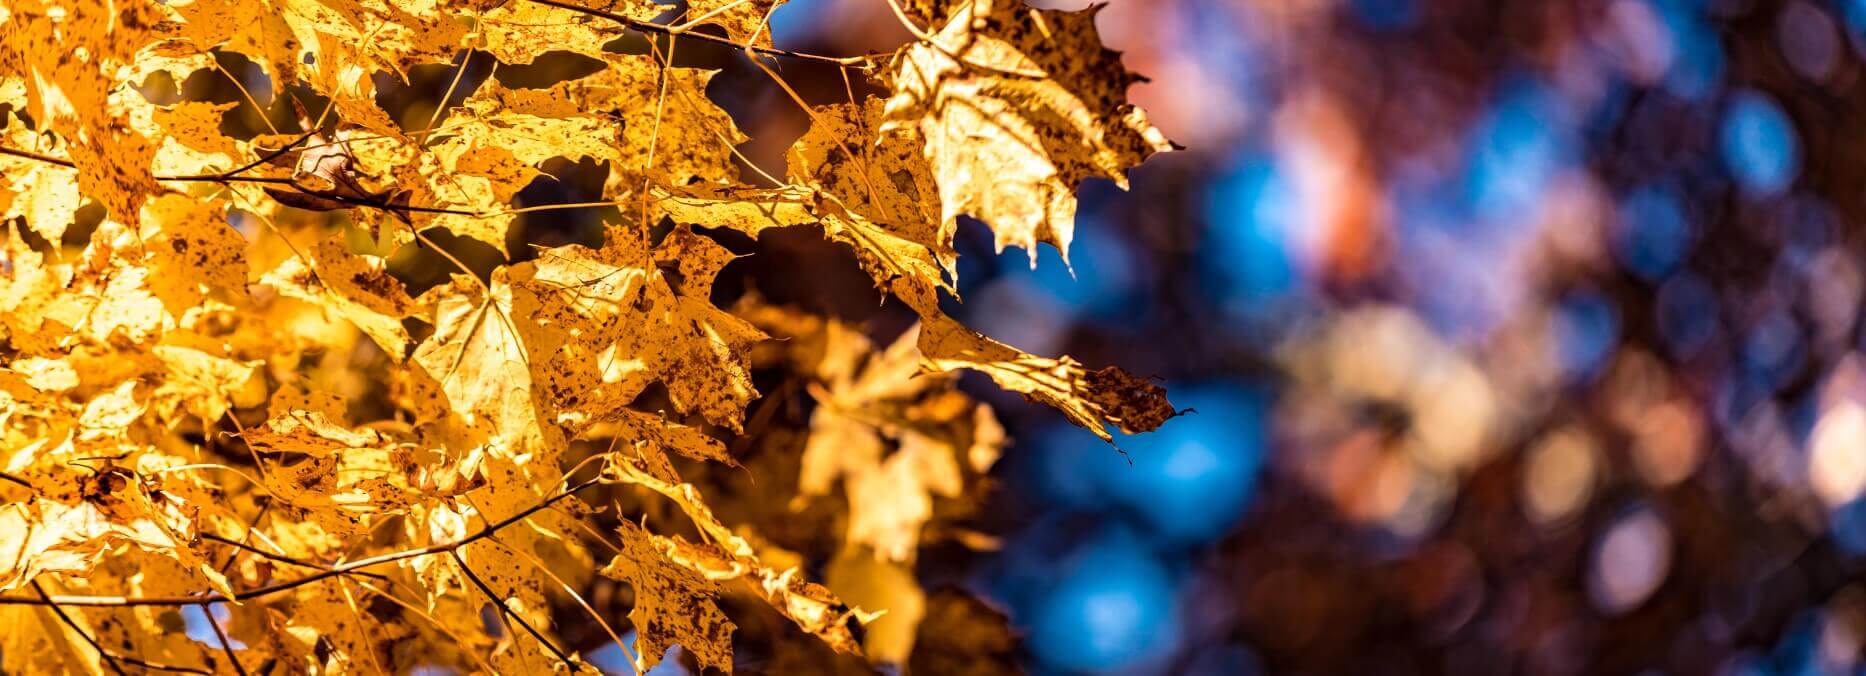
[1522, 427, 1601, 527]
[1020, 529, 1185, 673]
[1811, 402, 1866, 509]
[1588, 505, 1673, 615]
[1017, 385, 1267, 546]
[1720, 90, 1800, 196]
[1614, 184, 1695, 282]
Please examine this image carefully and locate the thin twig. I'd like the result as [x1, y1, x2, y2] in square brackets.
[671, 0, 756, 32]
[1, 130, 317, 184]
[520, 0, 885, 66]
[1, 476, 605, 607]
[160, 128, 319, 181]
[423, 46, 477, 142]
[0, 145, 76, 168]
[483, 533, 639, 676]
[350, 578, 498, 674]
[199, 532, 390, 581]
[448, 548, 577, 670]
[199, 603, 250, 676]
[33, 582, 127, 676]
[32, 581, 214, 674]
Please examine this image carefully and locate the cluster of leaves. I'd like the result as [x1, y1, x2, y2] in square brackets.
[0, 0, 1174, 671]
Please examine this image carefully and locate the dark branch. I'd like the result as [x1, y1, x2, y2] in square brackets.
[0, 145, 76, 168]
[521, 0, 887, 66]
[1, 130, 313, 184]
[199, 603, 250, 676]
[189, 129, 318, 180]
[0, 476, 605, 607]
[449, 549, 577, 670]
[31, 581, 212, 674]
[199, 532, 390, 581]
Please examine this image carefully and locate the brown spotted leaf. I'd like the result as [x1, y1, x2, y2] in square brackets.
[882, 0, 1175, 264]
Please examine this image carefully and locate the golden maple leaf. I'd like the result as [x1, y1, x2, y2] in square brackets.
[882, 0, 1176, 265]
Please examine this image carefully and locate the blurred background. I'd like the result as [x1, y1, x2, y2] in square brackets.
[751, 0, 1866, 673]
[149, 0, 1866, 672]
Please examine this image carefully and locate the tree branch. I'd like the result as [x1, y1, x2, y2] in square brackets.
[0, 142, 487, 220]
[0, 145, 77, 168]
[31, 581, 212, 674]
[449, 548, 577, 670]
[0, 129, 316, 184]
[0, 476, 605, 607]
[34, 581, 127, 676]
[520, 0, 887, 66]
[159, 129, 321, 182]
[199, 532, 390, 581]
[199, 602, 250, 676]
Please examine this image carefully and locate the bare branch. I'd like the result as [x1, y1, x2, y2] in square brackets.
[520, 0, 886, 66]
[31, 581, 212, 675]
[199, 603, 250, 676]
[449, 548, 578, 670]
[0, 476, 605, 608]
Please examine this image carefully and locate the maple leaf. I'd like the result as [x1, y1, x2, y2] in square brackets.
[519, 225, 764, 432]
[479, 0, 665, 62]
[599, 519, 737, 673]
[407, 54, 743, 253]
[139, 194, 252, 312]
[139, 101, 248, 178]
[605, 408, 738, 479]
[412, 272, 546, 448]
[826, 551, 924, 664]
[415, 222, 762, 457]
[789, 98, 953, 276]
[652, 183, 955, 314]
[149, 344, 267, 422]
[727, 302, 1010, 661]
[602, 457, 873, 671]
[0, 604, 106, 674]
[658, 188, 1173, 439]
[559, 54, 748, 186]
[261, 236, 420, 358]
[882, 0, 1176, 264]
[1, 0, 169, 231]
[0, 133, 84, 244]
[0, 441, 222, 596]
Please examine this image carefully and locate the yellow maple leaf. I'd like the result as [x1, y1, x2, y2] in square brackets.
[882, 0, 1176, 264]
[261, 236, 419, 358]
